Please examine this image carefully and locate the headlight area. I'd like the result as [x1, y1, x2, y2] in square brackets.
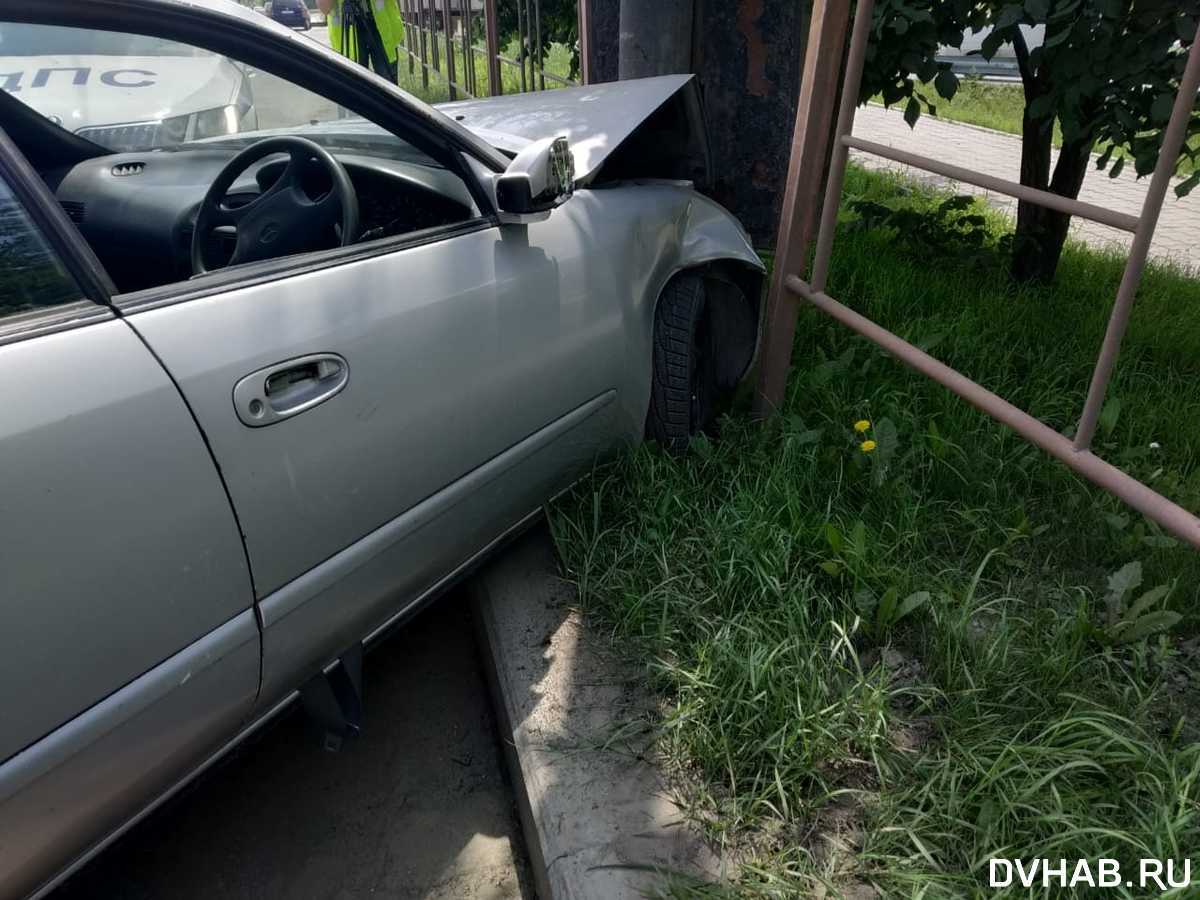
[76, 102, 250, 152]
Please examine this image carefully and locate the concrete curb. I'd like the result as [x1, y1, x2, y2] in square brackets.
[470, 522, 721, 900]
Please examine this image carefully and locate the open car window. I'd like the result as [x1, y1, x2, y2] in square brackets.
[0, 19, 483, 297]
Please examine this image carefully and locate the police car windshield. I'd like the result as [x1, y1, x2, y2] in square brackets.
[0, 25, 203, 57]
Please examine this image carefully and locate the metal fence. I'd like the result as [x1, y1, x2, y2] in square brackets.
[755, 0, 1200, 550]
[396, 0, 587, 100]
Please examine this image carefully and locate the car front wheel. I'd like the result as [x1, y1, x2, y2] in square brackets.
[646, 273, 718, 452]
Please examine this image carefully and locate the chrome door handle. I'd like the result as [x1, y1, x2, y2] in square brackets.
[233, 353, 348, 427]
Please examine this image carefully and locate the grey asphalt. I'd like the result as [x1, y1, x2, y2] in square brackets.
[52, 593, 532, 900]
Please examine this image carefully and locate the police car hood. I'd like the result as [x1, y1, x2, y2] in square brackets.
[1, 55, 241, 131]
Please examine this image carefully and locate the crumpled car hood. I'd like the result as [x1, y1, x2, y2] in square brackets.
[434, 74, 707, 187]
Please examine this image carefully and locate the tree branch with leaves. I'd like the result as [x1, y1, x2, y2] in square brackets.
[860, 0, 1200, 283]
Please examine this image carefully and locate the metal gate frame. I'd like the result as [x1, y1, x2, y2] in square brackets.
[755, 0, 1200, 550]
[397, 0, 587, 99]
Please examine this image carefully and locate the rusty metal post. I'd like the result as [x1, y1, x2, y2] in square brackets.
[431, 0, 441, 73]
[1073, 23, 1200, 451]
[577, 0, 591, 84]
[534, 0, 544, 89]
[462, 0, 474, 94]
[404, 0, 415, 74]
[516, 0, 528, 92]
[418, 1, 429, 88]
[809, 0, 876, 293]
[751, 0, 853, 419]
[442, 0, 457, 97]
[484, 0, 501, 95]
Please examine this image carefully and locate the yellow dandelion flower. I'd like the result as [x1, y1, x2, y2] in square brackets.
[854, 419, 871, 433]
[860, 440, 877, 453]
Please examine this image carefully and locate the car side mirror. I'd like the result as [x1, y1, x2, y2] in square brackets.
[495, 136, 574, 224]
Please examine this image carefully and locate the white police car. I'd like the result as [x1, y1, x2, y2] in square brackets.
[0, 23, 255, 152]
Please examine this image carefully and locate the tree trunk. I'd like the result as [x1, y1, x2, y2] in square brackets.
[1008, 20, 1096, 285]
[1011, 133, 1096, 283]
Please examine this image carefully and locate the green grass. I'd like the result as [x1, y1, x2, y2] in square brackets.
[394, 29, 573, 104]
[550, 165, 1200, 898]
[876, 79, 1199, 180]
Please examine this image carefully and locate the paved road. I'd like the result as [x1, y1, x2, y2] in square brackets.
[854, 102, 1199, 271]
[52, 594, 532, 900]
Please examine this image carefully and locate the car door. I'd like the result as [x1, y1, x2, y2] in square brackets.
[0, 148, 258, 899]
[74, 32, 626, 708]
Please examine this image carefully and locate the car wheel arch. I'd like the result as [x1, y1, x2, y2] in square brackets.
[652, 259, 764, 392]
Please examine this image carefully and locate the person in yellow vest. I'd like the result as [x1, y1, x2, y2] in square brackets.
[316, 0, 404, 82]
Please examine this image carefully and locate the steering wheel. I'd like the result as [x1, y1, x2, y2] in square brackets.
[191, 136, 359, 275]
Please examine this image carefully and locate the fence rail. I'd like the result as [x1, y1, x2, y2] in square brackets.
[396, 0, 582, 100]
[756, 0, 1200, 550]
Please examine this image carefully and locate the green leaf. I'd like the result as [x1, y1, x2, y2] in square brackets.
[1113, 611, 1182, 645]
[1025, 0, 1049, 18]
[895, 591, 932, 624]
[1044, 22, 1073, 48]
[1142, 535, 1179, 549]
[980, 27, 1008, 60]
[819, 560, 842, 577]
[1099, 396, 1121, 437]
[876, 586, 899, 629]
[934, 68, 958, 101]
[1108, 156, 1125, 179]
[1176, 171, 1200, 199]
[904, 96, 921, 129]
[995, 5, 1024, 30]
[1150, 93, 1176, 125]
[1106, 561, 1143, 608]
[824, 522, 844, 554]
[851, 520, 867, 558]
[1104, 513, 1130, 531]
[892, 16, 909, 35]
[1126, 584, 1172, 622]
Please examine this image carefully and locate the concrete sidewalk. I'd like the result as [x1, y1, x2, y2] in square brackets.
[853, 103, 1198, 271]
[472, 524, 722, 900]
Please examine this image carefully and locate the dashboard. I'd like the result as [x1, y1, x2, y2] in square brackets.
[50, 146, 479, 294]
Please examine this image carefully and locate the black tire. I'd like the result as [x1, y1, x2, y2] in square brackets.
[646, 274, 717, 452]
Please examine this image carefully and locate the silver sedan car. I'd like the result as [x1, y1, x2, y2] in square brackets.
[0, 1, 763, 896]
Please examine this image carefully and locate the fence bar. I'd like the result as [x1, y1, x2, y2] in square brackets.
[844, 135, 1142, 233]
[808, 0, 876, 293]
[431, 1, 440, 72]
[1073, 24, 1200, 451]
[462, 0, 474, 94]
[399, 0, 408, 74]
[419, 1, 429, 87]
[534, 0, 544, 90]
[442, 0, 456, 98]
[751, 0, 852, 417]
[517, 0, 528, 92]
[577, 0, 590, 84]
[484, 0, 501, 95]
[787, 275, 1200, 550]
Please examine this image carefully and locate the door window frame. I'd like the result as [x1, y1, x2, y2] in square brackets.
[2, 1, 509, 315]
[0, 126, 114, 345]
